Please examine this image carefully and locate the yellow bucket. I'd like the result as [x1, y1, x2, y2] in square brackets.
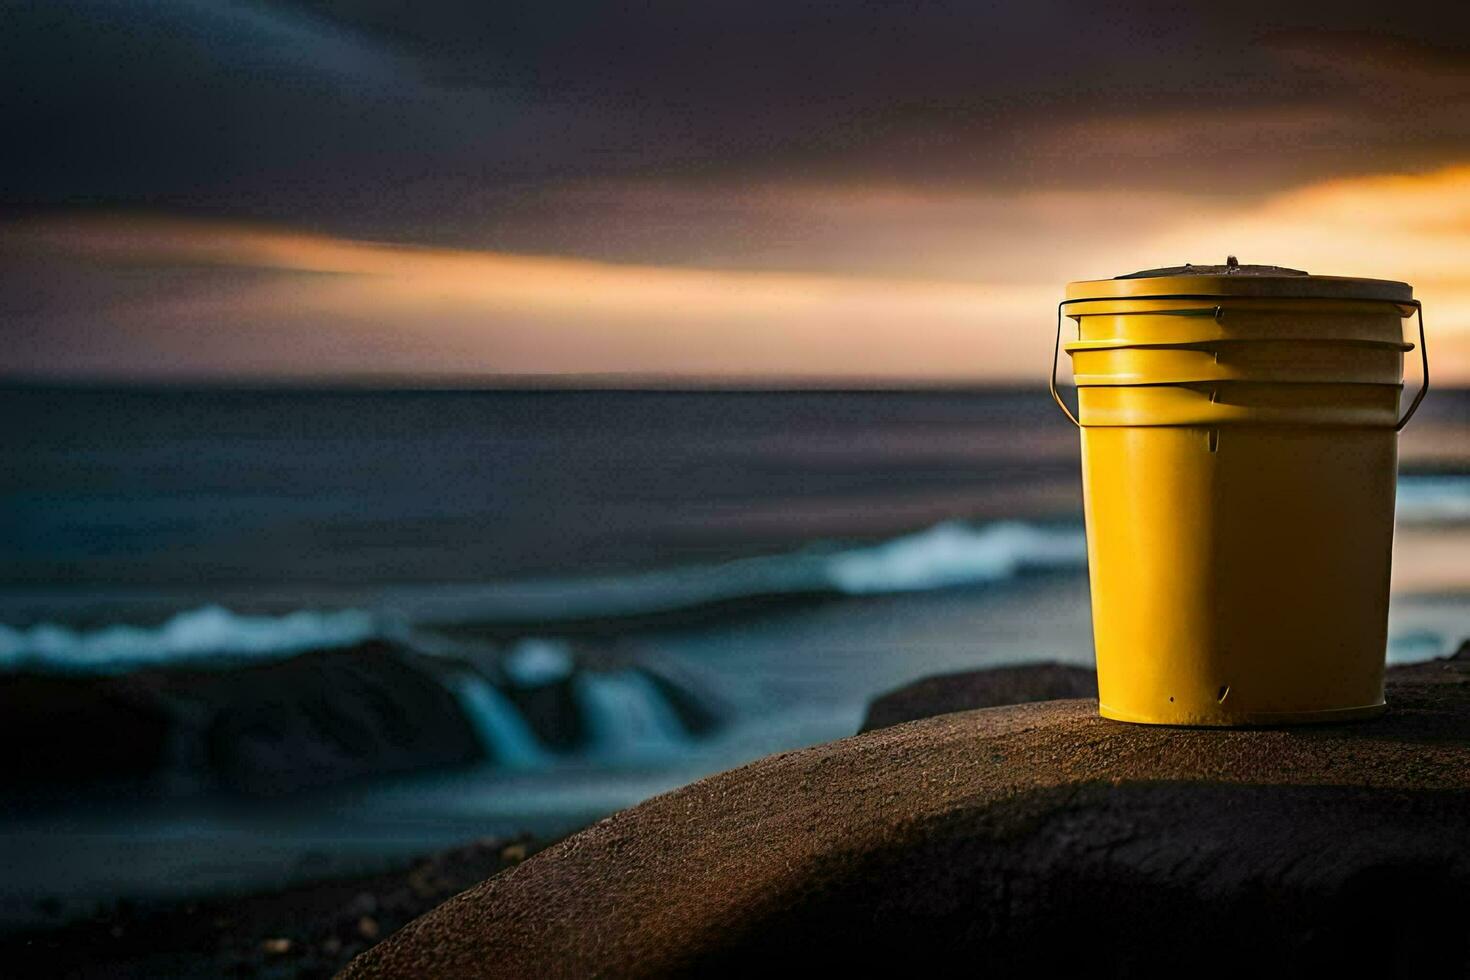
[1051, 261, 1429, 725]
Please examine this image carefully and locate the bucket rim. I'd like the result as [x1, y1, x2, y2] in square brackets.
[1065, 274, 1413, 304]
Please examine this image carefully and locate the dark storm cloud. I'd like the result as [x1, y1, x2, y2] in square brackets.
[3, 0, 1469, 248]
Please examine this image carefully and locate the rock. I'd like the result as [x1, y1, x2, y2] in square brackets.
[0, 641, 483, 797]
[861, 649, 1470, 733]
[502, 676, 585, 750]
[0, 674, 173, 788]
[860, 661, 1097, 732]
[505, 665, 720, 750]
[0, 637, 721, 797]
[344, 651, 1470, 978]
[640, 667, 722, 736]
[191, 642, 483, 795]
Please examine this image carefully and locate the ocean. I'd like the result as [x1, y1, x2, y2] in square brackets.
[2, 385, 1468, 922]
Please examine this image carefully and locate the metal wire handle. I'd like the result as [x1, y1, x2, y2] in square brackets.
[1397, 301, 1429, 431]
[1049, 296, 1430, 431]
[1049, 300, 1081, 428]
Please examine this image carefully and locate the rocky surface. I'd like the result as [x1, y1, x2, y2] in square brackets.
[860, 660, 1097, 732]
[345, 648, 1470, 978]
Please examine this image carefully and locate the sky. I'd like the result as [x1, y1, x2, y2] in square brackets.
[4, 1, 1470, 382]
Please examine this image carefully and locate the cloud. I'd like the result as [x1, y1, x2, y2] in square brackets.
[0, 212, 1044, 380]
[1264, 30, 1470, 92]
[5, 163, 1469, 383]
[1138, 165, 1470, 297]
[5, 0, 1470, 251]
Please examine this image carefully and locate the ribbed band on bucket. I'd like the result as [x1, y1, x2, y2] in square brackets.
[1061, 266, 1415, 426]
[1069, 303, 1413, 347]
[1074, 382, 1403, 427]
[1066, 340, 1408, 387]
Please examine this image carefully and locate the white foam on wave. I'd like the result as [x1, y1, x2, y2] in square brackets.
[825, 520, 1087, 594]
[1397, 475, 1470, 523]
[448, 672, 548, 769]
[0, 519, 1093, 673]
[574, 670, 690, 762]
[383, 519, 1090, 626]
[0, 605, 378, 673]
[504, 639, 575, 686]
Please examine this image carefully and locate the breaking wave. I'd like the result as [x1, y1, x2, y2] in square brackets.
[448, 673, 549, 771]
[575, 670, 692, 763]
[827, 521, 1086, 594]
[7, 472, 1463, 676]
[0, 606, 378, 674]
[0, 519, 1087, 674]
[8, 467, 1458, 675]
[379, 519, 1088, 628]
[1397, 474, 1470, 523]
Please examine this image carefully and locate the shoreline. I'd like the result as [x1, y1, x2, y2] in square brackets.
[3, 836, 546, 980]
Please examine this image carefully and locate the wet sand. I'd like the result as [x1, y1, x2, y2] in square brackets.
[3, 837, 544, 980]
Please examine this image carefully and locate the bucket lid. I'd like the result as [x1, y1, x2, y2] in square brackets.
[1066, 256, 1413, 304]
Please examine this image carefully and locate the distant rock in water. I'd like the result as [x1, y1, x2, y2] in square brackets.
[0, 673, 174, 787]
[502, 674, 586, 751]
[860, 661, 1097, 733]
[0, 641, 483, 797]
[639, 668, 721, 736]
[202, 644, 488, 795]
[492, 637, 720, 753]
[0, 639, 719, 798]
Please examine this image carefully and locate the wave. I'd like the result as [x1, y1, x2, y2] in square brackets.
[0, 606, 377, 674]
[1397, 474, 1470, 524]
[448, 672, 550, 771]
[827, 521, 1087, 594]
[4, 472, 1463, 676]
[574, 670, 693, 763]
[0, 520, 1087, 673]
[380, 519, 1088, 628]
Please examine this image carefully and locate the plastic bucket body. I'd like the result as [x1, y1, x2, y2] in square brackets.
[1081, 424, 1396, 724]
[1054, 264, 1426, 726]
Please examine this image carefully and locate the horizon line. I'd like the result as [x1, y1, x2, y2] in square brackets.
[0, 372, 1058, 393]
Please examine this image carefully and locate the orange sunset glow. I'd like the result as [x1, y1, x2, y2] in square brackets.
[7, 164, 1470, 382]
